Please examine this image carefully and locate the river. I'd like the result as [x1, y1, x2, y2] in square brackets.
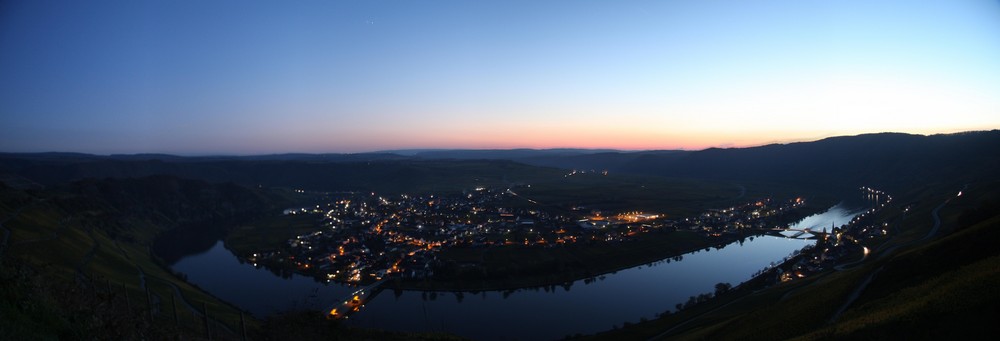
[170, 202, 865, 340]
[789, 202, 866, 232]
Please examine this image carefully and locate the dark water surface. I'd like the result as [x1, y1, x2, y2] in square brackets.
[348, 235, 811, 340]
[170, 194, 883, 339]
[174, 235, 812, 340]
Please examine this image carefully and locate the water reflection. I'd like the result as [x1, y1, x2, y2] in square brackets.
[172, 241, 355, 317]
[172, 236, 810, 339]
[348, 236, 811, 340]
[789, 202, 866, 231]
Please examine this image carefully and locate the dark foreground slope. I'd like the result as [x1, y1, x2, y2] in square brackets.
[0, 177, 289, 339]
[587, 180, 1000, 340]
[0, 177, 459, 340]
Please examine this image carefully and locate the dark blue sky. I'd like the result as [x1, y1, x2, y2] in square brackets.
[3, 0, 999, 154]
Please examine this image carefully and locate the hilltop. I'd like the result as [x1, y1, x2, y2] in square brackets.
[1, 130, 999, 339]
[4, 130, 999, 194]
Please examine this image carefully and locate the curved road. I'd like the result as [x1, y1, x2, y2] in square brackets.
[112, 239, 238, 335]
[827, 187, 962, 324]
[648, 186, 965, 338]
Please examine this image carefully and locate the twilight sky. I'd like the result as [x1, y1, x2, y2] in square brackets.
[2, 0, 999, 154]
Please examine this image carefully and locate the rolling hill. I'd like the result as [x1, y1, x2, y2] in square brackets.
[2, 130, 999, 339]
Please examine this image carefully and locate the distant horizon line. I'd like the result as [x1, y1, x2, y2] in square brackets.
[3, 130, 995, 157]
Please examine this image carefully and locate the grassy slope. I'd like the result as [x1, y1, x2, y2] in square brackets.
[805, 254, 1000, 340]
[593, 182, 1000, 340]
[0, 181, 461, 340]
[800, 215, 1000, 339]
[0, 188, 250, 339]
[515, 173, 814, 216]
[225, 213, 324, 256]
[516, 173, 738, 216]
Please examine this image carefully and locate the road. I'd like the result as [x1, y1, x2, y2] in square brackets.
[826, 266, 883, 324]
[826, 186, 962, 324]
[646, 186, 965, 337]
[647, 290, 756, 341]
[833, 246, 869, 271]
[0, 195, 239, 336]
[327, 278, 387, 319]
[111, 236, 239, 335]
[506, 189, 541, 205]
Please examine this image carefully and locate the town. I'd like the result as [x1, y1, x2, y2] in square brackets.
[243, 186, 819, 287]
[774, 187, 893, 283]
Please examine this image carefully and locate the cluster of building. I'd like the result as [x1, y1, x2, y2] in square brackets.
[673, 198, 807, 235]
[250, 187, 811, 285]
[779, 186, 893, 282]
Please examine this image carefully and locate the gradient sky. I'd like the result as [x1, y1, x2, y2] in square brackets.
[2, 0, 999, 154]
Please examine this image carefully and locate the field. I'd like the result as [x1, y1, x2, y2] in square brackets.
[226, 213, 326, 257]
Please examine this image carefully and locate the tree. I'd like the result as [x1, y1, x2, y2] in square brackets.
[683, 296, 697, 309]
[697, 293, 712, 302]
[714, 282, 733, 296]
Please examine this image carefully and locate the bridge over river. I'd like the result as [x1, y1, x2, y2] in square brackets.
[769, 227, 829, 240]
[326, 279, 387, 319]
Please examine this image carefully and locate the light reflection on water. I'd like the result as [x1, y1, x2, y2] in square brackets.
[174, 235, 812, 340]
[172, 241, 356, 317]
[172, 194, 883, 339]
[789, 202, 867, 232]
[348, 235, 811, 340]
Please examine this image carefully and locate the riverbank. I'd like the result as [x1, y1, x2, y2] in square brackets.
[395, 230, 753, 292]
[0, 180, 268, 339]
[223, 199, 830, 293]
[395, 202, 829, 292]
[170, 222, 819, 340]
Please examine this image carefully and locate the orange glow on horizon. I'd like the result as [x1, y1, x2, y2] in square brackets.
[293, 124, 831, 152]
[336, 130, 839, 152]
[199, 113, 999, 155]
